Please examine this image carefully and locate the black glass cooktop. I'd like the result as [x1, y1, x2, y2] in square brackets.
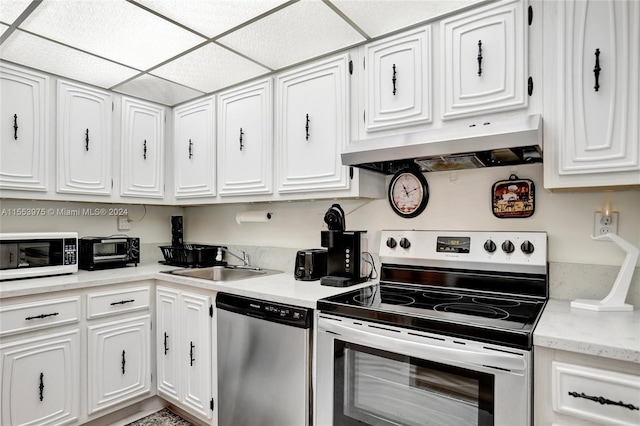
[318, 283, 547, 350]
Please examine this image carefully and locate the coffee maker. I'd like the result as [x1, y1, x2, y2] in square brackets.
[320, 204, 368, 287]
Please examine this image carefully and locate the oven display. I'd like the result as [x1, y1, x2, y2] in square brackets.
[437, 236, 471, 254]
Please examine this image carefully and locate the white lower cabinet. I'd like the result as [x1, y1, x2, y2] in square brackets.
[156, 286, 215, 423]
[535, 346, 640, 426]
[0, 330, 80, 426]
[87, 315, 151, 415]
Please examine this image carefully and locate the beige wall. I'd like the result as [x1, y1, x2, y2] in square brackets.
[185, 164, 640, 267]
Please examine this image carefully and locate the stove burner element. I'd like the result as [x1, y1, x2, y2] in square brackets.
[434, 303, 510, 320]
[381, 294, 415, 306]
[422, 291, 463, 302]
[472, 297, 520, 307]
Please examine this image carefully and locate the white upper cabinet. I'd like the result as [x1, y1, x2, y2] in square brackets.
[441, 0, 528, 119]
[276, 54, 350, 194]
[120, 97, 165, 199]
[0, 63, 49, 192]
[363, 26, 432, 132]
[218, 78, 272, 196]
[173, 95, 216, 199]
[57, 80, 112, 195]
[544, 0, 640, 189]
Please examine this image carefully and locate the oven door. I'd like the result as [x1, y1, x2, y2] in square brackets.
[316, 314, 531, 426]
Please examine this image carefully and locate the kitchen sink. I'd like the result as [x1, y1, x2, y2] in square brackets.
[161, 265, 281, 282]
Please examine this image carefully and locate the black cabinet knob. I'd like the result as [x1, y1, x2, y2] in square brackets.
[399, 238, 411, 249]
[386, 237, 397, 248]
[502, 240, 515, 254]
[484, 239, 497, 253]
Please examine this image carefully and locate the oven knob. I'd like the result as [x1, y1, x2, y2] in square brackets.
[521, 240, 535, 254]
[483, 239, 497, 253]
[386, 237, 397, 248]
[501, 240, 515, 254]
[399, 238, 411, 249]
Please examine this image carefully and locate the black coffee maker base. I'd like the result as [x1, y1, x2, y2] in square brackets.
[320, 276, 368, 287]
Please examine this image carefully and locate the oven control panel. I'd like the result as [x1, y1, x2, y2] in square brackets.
[380, 230, 547, 274]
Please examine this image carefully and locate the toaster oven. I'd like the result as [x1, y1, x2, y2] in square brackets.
[79, 236, 140, 270]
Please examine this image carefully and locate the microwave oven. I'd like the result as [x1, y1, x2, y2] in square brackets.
[0, 232, 78, 281]
[79, 236, 140, 270]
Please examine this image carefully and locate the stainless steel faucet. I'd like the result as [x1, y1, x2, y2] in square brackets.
[216, 247, 259, 270]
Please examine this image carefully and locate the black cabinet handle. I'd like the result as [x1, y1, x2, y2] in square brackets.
[305, 114, 310, 141]
[593, 48, 601, 91]
[188, 139, 193, 159]
[121, 350, 126, 374]
[143, 139, 147, 160]
[164, 332, 169, 355]
[25, 312, 59, 321]
[110, 299, 135, 306]
[477, 40, 483, 76]
[39, 372, 44, 401]
[568, 391, 639, 411]
[239, 128, 244, 151]
[13, 114, 18, 140]
[85, 129, 90, 151]
[189, 341, 195, 366]
[392, 64, 397, 95]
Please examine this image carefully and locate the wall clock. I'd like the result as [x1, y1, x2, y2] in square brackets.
[388, 168, 429, 218]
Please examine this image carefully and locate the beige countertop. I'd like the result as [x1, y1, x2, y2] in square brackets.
[0, 263, 374, 309]
[534, 299, 640, 363]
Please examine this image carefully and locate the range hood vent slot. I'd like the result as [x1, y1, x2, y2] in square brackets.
[342, 114, 542, 175]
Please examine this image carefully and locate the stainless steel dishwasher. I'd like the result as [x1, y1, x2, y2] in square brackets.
[216, 293, 313, 426]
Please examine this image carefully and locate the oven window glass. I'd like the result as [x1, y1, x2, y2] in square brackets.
[334, 341, 494, 426]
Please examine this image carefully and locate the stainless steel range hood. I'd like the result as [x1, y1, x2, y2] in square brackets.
[342, 114, 542, 174]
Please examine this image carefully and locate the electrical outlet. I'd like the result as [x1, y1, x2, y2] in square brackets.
[594, 212, 618, 236]
[117, 216, 131, 231]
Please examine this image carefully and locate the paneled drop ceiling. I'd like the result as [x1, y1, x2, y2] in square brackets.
[0, 0, 484, 106]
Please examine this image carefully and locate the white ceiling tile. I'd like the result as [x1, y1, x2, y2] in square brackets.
[217, 0, 365, 69]
[114, 74, 204, 106]
[18, 0, 205, 70]
[1, 23, 9, 38]
[332, 0, 487, 37]
[0, 0, 32, 24]
[0, 29, 140, 88]
[132, 0, 289, 38]
[152, 42, 270, 93]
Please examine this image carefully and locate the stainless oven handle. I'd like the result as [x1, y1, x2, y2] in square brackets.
[320, 319, 526, 373]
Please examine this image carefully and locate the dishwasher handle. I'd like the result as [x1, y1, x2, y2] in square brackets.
[216, 293, 312, 329]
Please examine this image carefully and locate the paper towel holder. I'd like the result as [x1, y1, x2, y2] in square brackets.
[235, 211, 273, 224]
[571, 233, 638, 312]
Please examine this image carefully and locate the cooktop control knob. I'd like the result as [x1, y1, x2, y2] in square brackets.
[483, 239, 497, 253]
[521, 240, 535, 254]
[386, 237, 397, 248]
[399, 238, 411, 249]
[501, 240, 515, 254]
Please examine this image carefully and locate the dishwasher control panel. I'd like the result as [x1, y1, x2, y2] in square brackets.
[217, 293, 312, 329]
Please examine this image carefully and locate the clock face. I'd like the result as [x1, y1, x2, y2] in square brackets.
[388, 169, 429, 217]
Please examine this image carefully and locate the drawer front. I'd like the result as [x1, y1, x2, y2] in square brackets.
[87, 286, 150, 319]
[552, 361, 640, 426]
[0, 296, 80, 336]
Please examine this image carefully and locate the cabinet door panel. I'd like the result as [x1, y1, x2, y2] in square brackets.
[277, 55, 349, 193]
[174, 96, 216, 198]
[180, 292, 211, 420]
[0, 330, 79, 426]
[121, 97, 165, 198]
[87, 315, 150, 415]
[442, 0, 527, 119]
[57, 80, 112, 195]
[558, 0, 640, 174]
[365, 27, 431, 131]
[218, 79, 272, 195]
[156, 287, 180, 403]
[0, 64, 49, 191]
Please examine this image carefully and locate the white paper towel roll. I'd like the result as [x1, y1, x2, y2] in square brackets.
[235, 211, 272, 224]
